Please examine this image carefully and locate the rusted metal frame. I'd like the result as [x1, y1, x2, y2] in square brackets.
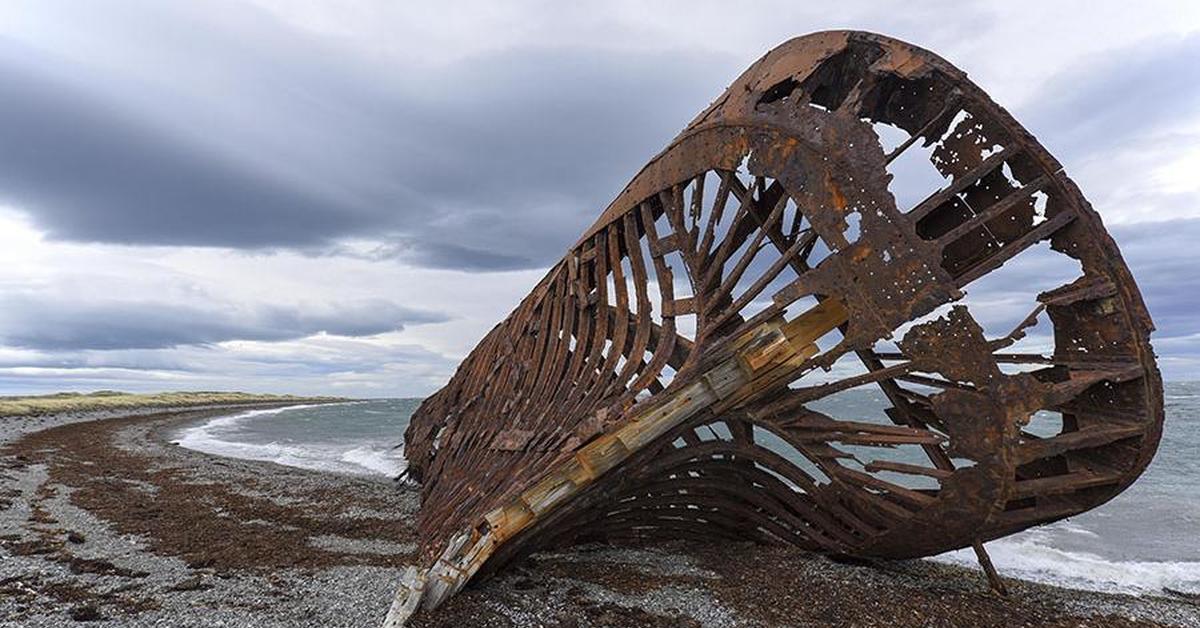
[576, 338, 878, 545]
[599, 509, 760, 540]
[393, 32, 1165, 626]
[406, 322, 789, 608]
[829, 472, 915, 523]
[830, 465, 936, 510]
[512, 273, 569, 424]
[713, 424, 882, 538]
[718, 297, 792, 350]
[768, 362, 920, 414]
[878, 350, 1122, 369]
[726, 416, 755, 446]
[589, 216, 695, 378]
[609, 212, 657, 395]
[586, 226, 634, 398]
[1050, 398, 1146, 425]
[752, 398, 935, 441]
[783, 422, 945, 447]
[689, 171, 707, 230]
[599, 509, 775, 546]
[1012, 469, 1123, 499]
[520, 285, 562, 402]
[596, 305, 691, 372]
[527, 438, 747, 548]
[600, 492, 815, 550]
[562, 232, 616, 420]
[827, 467, 927, 521]
[895, 372, 977, 392]
[420, 403, 494, 501]
[884, 90, 962, 165]
[601, 525, 752, 546]
[699, 181, 760, 295]
[456, 330, 515, 421]
[908, 146, 1018, 222]
[534, 275, 578, 405]
[533, 276, 581, 411]
[596, 523, 753, 546]
[691, 458, 873, 544]
[726, 176, 800, 278]
[713, 179, 949, 486]
[696, 217, 821, 345]
[853, 350, 958, 472]
[706, 185, 791, 320]
[678, 428, 703, 447]
[832, 75, 873, 116]
[991, 498, 1085, 530]
[623, 202, 681, 395]
[601, 477, 819, 540]
[547, 259, 604, 413]
[618, 461, 858, 550]
[696, 169, 729, 258]
[1039, 274, 1118, 307]
[660, 182, 700, 270]
[596, 512, 762, 544]
[863, 459, 953, 480]
[491, 305, 546, 427]
[1047, 365, 1147, 403]
[551, 296, 595, 410]
[954, 211, 1077, 288]
[706, 230, 818, 335]
[479, 287, 555, 417]
[938, 174, 1054, 247]
[1014, 423, 1145, 465]
[697, 170, 735, 260]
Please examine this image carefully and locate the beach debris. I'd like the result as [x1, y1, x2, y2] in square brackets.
[387, 30, 1164, 625]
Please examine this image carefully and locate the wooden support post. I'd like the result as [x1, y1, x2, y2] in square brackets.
[972, 539, 1008, 596]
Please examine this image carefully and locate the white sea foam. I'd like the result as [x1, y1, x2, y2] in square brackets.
[931, 527, 1200, 595]
[341, 445, 406, 476]
[173, 404, 317, 451]
[173, 403, 406, 477]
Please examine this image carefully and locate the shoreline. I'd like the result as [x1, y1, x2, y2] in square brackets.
[1, 407, 1196, 627]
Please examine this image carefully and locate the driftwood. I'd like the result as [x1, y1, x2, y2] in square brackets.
[386, 31, 1163, 625]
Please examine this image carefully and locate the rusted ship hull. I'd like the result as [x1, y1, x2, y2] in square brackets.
[388, 30, 1163, 624]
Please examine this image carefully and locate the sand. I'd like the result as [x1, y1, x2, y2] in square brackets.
[1, 405, 1196, 627]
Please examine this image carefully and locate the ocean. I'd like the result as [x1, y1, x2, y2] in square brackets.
[173, 382, 1199, 595]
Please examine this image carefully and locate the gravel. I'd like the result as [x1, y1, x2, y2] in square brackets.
[3, 406, 1197, 627]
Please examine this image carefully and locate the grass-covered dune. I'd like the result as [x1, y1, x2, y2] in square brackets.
[0, 390, 347, 418]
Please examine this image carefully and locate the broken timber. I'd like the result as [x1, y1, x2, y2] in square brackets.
[387, 31, 1164, 625]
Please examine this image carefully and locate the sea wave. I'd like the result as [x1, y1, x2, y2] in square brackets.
[341, 445, 406, 476]
[173, 403, 319, 450]
[931, 527, 1200, 595]
[172, 404, 406, 477]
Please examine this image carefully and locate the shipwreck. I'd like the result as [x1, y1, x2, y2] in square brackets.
[386, 31, 1163, 625]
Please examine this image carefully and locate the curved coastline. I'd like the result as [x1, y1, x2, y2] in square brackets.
[0, 405, 1196, 627]
[170, 401, 408, 479]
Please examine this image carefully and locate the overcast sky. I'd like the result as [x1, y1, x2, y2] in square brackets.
[0, 1, 1197, 398]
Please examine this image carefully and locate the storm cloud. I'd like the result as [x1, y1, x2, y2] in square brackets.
[0, 295, 447, 350]
[0, 4, 727, 271]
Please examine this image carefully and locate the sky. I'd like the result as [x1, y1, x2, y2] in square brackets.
[0, 1, 1197, 398]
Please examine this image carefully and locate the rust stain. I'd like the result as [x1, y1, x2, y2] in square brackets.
[383, 30, 1164, 625]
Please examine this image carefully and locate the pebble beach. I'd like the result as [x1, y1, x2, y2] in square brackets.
[1, 405, 1197, 627]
